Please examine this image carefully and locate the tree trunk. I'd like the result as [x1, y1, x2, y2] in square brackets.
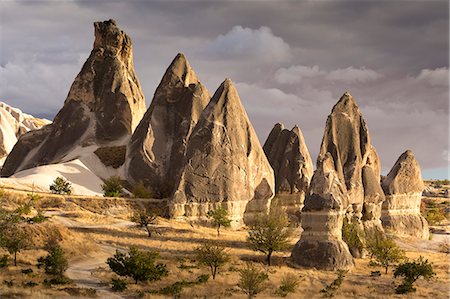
[14, 251, 17, 266]
[213, 267, 217, 279]
[267, 252, 272, 266]
[385, 266, 388, 274]
[217, 225, 220, 237]
[146, 226, 152, 238]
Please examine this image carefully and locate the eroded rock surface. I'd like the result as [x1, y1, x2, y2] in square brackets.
[125, 53, 210, 197]
[263, 123, 313, 220]
[381, 150, 429, 239]
[170, 79, 274, 226]
[2, 19, 146, 177]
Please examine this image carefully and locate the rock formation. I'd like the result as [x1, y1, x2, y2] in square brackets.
[0, 102, 50, 165]
[125, 53, 210, 197]
[381, 150, 429, 239]
[263, 123, 313, 220]
[291, 153, 354, 270]
[2, 19, 146, 177]
[170, 79, 275, 225]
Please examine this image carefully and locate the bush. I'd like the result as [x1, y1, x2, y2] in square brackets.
[37, 243, 68, 277]
[133, 182, 152, 198]
[393, 256, 436, 294]
[320, 270, 347, 298]
[44, 276, 72, 285]
[237, 263, 269, 298]
[276, 273, 301, 297]
[0, 226, 29, 266]
[130, 207, 159, 237]
[0, 255, 8, 267]
[194, 241, 230, 279]
[28, 212, 48, 223]
[207, 206, 232, 237]
[247, 208, 293, 266]
[425, 208, 446, 226]
[151, 274, 209, 296]
[366, 231, 405, 274]
[107, 247, 168, 284]
[23, 281, 38, 287]
[21, 268, 33, 274]
[111, 278, 128, 292]
[342, 218, 364, 257]
[102, 176, 123, 197]
[49, 177, 73, 195]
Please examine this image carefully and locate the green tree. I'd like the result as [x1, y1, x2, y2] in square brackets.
[247, 208, 293, 266]
[194, 241, 230, 279]
[393, 256, 436, 294]
[130, 207, 159, 237]
[207, 207, 232, 237]
[425, 208, 446, 226]
[366, 232, 405, 274]
[106, 247, 168, 284]
[1, 226, 29, 266]
[237, 263, 269, 299]
[37, 243, 68, 277]
[102, 176, 123, 197]
[49, 177, 73, 195]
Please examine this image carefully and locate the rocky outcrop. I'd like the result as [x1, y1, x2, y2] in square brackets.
[2, 20, 146, 177]
[0, 102, 50, 164]
[125, 53, 210, 197]
[170, 79, 275, 226]
[291, 153, 354, 270]
[263, 123, 313, 220]
[381, 150, 429, 239]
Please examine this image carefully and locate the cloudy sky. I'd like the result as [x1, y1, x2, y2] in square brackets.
[0, 0, 448, 179]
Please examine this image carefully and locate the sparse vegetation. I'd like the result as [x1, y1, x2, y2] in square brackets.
[37, 243, 69, 277]
[207, 206, 232, 237]
[366, 232, 405, 274]
[152, 274, 209, 296]
[130, 207, 159, 237]
[425, 208, 446, 226]
[247, 208, 293, 266]
[0, 226, 29, 266]
[320, 270, 347, 298]
[102, 176, 123, 197]
[393, 256, 436, 294]
[237, 263, 269, 298]
[0, 255, 8, 267]
[111, 278, 128, 292]
[49, 177, 73, 195]
[194, 241, 230, 279]
[342, 217, 364, 257]
[276, 273, 301, 297]
[107, 247, 168, 284]
[133, 182, 152, 198]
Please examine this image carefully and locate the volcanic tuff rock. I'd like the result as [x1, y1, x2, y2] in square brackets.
[381, 150, 429, 239]
[170, 79, 275, 226]
[291, 153, 354, 270]
[263, 123, 313, 220]
[125, 53, 210, 197]
[1, 20, 146, 177]
[0, 102, 51, 164]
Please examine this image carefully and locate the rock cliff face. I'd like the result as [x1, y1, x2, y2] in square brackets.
[381, 150, 429, 239]
[291, 153, 354, 270]
[0, 102, 50, 165]
[263, 123, 313, 220]
[125, 53, 210, 197]
[1, 20, 146, 177]
[170, 79, 275, 225]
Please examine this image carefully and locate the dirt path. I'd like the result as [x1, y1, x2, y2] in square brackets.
[48, 211, 133, 298]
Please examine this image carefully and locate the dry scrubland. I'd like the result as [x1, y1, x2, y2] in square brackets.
[0, 185, 448, 299]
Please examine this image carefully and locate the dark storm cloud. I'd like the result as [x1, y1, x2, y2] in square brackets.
[0, 0, 448, 178]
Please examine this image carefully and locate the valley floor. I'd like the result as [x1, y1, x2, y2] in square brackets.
[0, 188, 449, 298]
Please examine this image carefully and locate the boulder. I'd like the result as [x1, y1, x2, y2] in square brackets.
[263, 123, 313, 220]
[2, 19, 146, 177]
[381, 150, 429, 239]
[125, 53, 210, 197]
[291, 153, 354, 270]
[170, 79, 275, 226]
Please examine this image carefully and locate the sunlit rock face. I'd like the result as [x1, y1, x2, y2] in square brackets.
[263, 123, 313, 221]
[125, 53, 210, 198]
[381, 150, 429, 239]
[1, 19, 146, 178]
[170, 79, 275, 226]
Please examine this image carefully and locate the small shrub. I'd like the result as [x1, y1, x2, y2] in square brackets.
[366, 231, 405, 274]
[45, 276, 72, 285]
[342, 218, 364, 257]
[207, 206, 232, 237]
[194, 241, 230, 279]
[155, 274, 209, 296]
[276, 273, 301, 297]
[237, 263, 269, 298]
[130, 207, 159, 237]
[21, 268, 33, 274]
[49, 177, 73, 195]
[102, 176, 123, 197]
[247, 208, 293, 266]
[0, 254, 8, 267]
[3, 279, 14, 287]
[425, 208, 446, 226]
[28, 212, 48, 223]
[393, 256, 436, 294]
[37, 243, 68, 276]
[111, 278, 128, 292]
[23, 281, 38, 287]
[133, 182, 152, 198]
[1, 225, 29, 266]
[320, 270, 347, 298]
[107, 247, 168, 284]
